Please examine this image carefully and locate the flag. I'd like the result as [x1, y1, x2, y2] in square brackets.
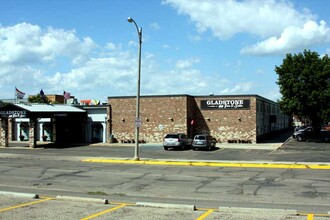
[15, 87, 25, 99]
[63, 91, 71, 99]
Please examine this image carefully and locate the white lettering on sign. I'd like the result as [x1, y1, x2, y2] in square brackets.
[206, 100, 244, 108]
[0, 110, 27, 117]
[201, 99, 250, 110]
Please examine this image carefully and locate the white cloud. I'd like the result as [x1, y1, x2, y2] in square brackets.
[175, 57, 200, 69]
[150, 22, 160, 30]
[0, 23, 136, 99]
[142, 55, 255, 96]
[220, 82, 255, 94]
[0, 22, 261, 100]
[106, 42, 117, 50]
[163, 0, 329, 55]
[0, 23, 97, 65]
[188, 34, 201, 42]
[163, 0, 309, 38]
[241, 20, 330, 55]
[47, 53, 136, 96]
[256, 68, 264, 74]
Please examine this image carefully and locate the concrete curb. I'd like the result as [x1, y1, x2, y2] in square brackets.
[219, 207, 297, 215]
[0, 191, 39, 199]
[136, 202, 196, 211]
[56, 195, 109, 204]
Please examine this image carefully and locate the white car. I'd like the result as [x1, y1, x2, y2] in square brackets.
[163, 133, 191, 150]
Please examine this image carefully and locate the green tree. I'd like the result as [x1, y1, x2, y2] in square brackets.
[275, 50, 330, 130]
[28, 94, 50, 104]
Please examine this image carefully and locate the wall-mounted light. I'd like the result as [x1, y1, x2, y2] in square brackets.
[122, 118, 125, 122]
[145, 118, 149, 122]
[238, 118, 241, 121]
[206, 117, 210, 121]
[168, 117, 173, 121]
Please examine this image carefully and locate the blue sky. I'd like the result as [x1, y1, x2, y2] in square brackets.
[1, 0, 329, 102]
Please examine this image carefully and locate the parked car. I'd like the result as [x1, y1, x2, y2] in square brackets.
[192, 134, 216, 150]
[293, 126, 313, 142]
[163, 133, 191, 150]
[293, 126, 330, 142]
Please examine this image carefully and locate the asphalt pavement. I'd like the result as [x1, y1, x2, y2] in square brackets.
[2, 130, 330, 166]
[1, 130, 330, 219]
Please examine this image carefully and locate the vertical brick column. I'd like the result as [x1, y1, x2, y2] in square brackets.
[29, 118, 37, 148]
[0, 117, 9, 147]
[51, 118, 56, 142]
[106, 105, 112, 143]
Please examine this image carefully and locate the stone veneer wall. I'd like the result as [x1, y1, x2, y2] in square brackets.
[0, 118, 8, 147]
[108, 96, 189, 143]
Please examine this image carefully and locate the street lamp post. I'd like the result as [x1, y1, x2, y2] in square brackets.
[127, 17, 142, 161]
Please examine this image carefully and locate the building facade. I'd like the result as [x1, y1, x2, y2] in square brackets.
[107, 94, 290, 144]
[0, 102, 108, 147]
[0, 94, 290, 147]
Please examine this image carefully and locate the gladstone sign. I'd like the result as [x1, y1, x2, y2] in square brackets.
[0, 110, 27, 118]
[201, 99, 250, 110]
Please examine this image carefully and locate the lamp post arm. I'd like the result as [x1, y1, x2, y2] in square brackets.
[130, 19, 142, 44]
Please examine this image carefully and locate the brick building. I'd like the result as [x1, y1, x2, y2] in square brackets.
[107, 94, 290, 144]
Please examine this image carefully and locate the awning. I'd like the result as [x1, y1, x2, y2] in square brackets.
[0, 103, 86, 118]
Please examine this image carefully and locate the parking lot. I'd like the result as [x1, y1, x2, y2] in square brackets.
[1, 134, 330, 219]
[1, 192, 329, 220]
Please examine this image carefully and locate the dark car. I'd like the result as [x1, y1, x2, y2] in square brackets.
[293, 126, 330, 142]
[292, 126, 313, 142]
[163, 133, 191, 150]
[192, 134, 216, 150]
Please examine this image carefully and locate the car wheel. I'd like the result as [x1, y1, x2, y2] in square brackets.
[164, 146, 168, 150]
[296, 135, 303, 142]
[192, 148, 197, 151]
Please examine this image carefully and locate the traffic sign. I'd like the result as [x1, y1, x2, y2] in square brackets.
[135, 117, 142, 127]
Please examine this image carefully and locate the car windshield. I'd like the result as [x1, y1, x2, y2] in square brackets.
[195, 136, 206, 140]
[165, 134, 179, 138]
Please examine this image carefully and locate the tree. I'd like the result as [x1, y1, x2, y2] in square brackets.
[28, 94, 50, 104]
[275, 50, 330, 131]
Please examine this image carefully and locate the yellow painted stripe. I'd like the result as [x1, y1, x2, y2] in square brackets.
[299, 212, 330, 217]
[81, 203, 127, 220]
[0, 197, 54, 212]
[307, 214, 314, 220]
[81, 158, 330, 170]
[196, 209, 215, 220]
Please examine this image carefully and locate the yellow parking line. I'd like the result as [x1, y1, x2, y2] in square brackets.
[307, 214, 314, 220]
[82, 158, 330, 170]
[81, 203, 127, 220]
[0, 197, 54, 212]
[196, 208, 216, 220]
[298, 212, 330, 219]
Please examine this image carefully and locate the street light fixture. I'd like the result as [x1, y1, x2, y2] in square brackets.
[127, 17, 142, 161]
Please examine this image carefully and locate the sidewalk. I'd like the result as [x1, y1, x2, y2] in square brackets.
[90, 142, 283, 150]
[89, 129, 293, 150]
